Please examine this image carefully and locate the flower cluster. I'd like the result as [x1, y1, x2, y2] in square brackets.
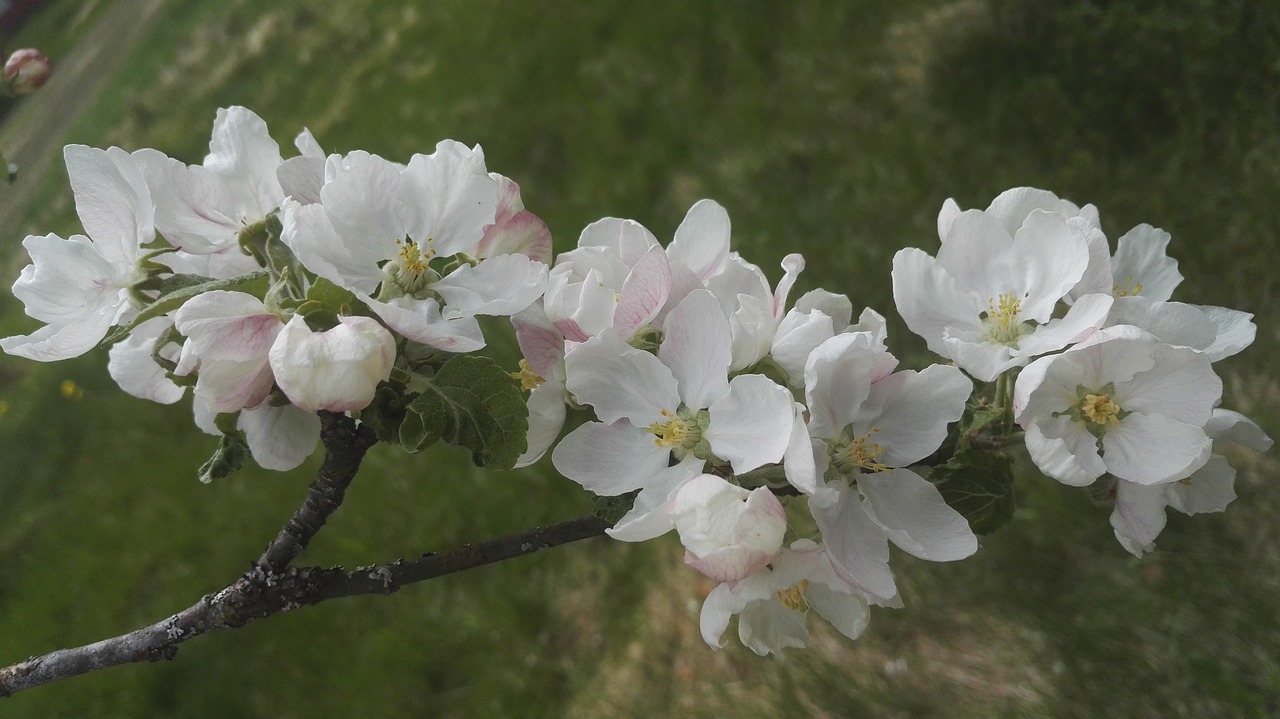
[2, 111, 1270, 657]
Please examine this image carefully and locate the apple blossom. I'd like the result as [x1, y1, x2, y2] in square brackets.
[669, 474, 787, 583]
[268, 314, 396, 413]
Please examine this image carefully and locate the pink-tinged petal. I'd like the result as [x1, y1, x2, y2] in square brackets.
[550, 420, 672, 495]
[189, 355, 276, 414]
[607, 458, 702, 541]
[1113, 224, 1181, 301]
[512, 302, 565, 380]
[935, 209, 1013, 299]
[1110, 481, 1169, 557]
[577, 217, 659, 266]
[1116, 343, 1219, 426]
[614, 245, 672, 338]
[656, 261, 704, 327]
[771, 253, 805, 319]
[857, 469, 977, 561]
[811, 484, 898, 604]
[1013, 292, 1113, 361]
[1011, 210, 1090, 321]
[1167, 455, 1236, 515]
[1024, 416, 1106, 486]
[477, 208, 553, 264]
[433, 254, 547, 318]
[1197, 305, 1255, 362]
[365, 295, 485, 352]
[319, 151, 406, 264]
[858, 364, 971, 467]
[706, 374, 795, 473]
[107, 317, 185, 404]
[399, 141, 497, 256]
[239, 402, 321, 472]
[564, 331, 680, 426]
[667, 198, 730, 282]
[1104, 297, 1216, 352]
[673, 475, 786, 583]
[1103, 412, 1211, 485]
[514, 379, 568, 468]
[64, 145, 152, 262]
[892, 248, 984, 358]
[659, 289, 731, 409]
[268, 315, 396, 413]
[804, 333, 893, 440]
[173, 290, 281, 361]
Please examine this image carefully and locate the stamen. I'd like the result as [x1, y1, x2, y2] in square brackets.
[1112, 275, 1144, 297]
[395, 238, 434, 277]
[980, 292, 1030, 345]
[1080, 393, 1121, 427]
[832, 428, 890, 474]
[511, 359, 545, 391]
[775, 580, 811, 613]
[648, 409, 690, 448]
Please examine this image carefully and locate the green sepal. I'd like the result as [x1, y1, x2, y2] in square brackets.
[198, 414, 249, 484]
[295, 276, 360, 330]
[101, 271, 270, 346]
[591, 490, 639, 528]
[357, 381, 412, 445]
[928, 448, 1016, 536]
[398, 355, 529, 469]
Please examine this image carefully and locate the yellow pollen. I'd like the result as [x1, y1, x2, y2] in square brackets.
[647, 409, 689, 448]
[395, 238, 434, 276]
[60, 380, 84, 401]
[776, 580, 811, 613]
[512, 359, 545, 391]
[1112, 275, 1144, 297]
[1080, 393, 1121, 426]
[983, 292, 1025, 344]
[834, 429, 889, 473]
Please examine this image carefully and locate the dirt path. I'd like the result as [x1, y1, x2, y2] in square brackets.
[0, 0, 167, 236]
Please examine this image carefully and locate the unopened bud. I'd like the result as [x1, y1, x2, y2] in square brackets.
[3, 48, 52, 96]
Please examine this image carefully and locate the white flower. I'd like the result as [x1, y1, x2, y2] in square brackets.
[1109, 408, 1273, 556]
[510, 301, 568, 468]
[791, 332, 977, 604]
[107, 316, 185, 404]
[1, 146, 152, 361]
[670, 474, 787, 583]
[699, 539, 871, 656]
[893, 203, 1113, 382]
[551, 289, 794, 499]
[280, 144, 547, 351]
[268, 315, 396, 413]
[1013, 325, 1221, 487]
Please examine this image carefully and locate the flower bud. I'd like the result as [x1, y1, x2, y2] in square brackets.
[3, 48, 52, 96]
[268, 315, 396, 413]
[671, 474, 787, 583]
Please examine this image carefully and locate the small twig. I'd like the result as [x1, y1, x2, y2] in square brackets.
[256, 411, 377, 572]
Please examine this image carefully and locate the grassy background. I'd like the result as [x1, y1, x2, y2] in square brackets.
[1, 1, 1278, 716]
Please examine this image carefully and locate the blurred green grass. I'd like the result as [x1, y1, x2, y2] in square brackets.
[0, 1, 1277, 716]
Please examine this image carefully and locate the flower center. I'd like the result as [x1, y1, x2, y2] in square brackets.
[649, 409, 691, 447]
[382, 238, 442, 296]
[775, 580, 811, 613]
[980, 292, 1032, 345]
[646, 406, 712, 461]
[1080, 393, 1121, 427]
[832, 429, 889, 474]
[1112, 275, 1144, 297]
[511, 359, 544, 391]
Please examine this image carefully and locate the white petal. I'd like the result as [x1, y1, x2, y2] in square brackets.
[564, 331, 679, 426]
[399, 141, 497, 256]
[239, 402, 321, 471]
[667, 198, 730, 282]
[659, 289, 731, 409]
[858, 364, 971, 467]
[432, 253, 547, 318]
[1010, 209, 1090, 321]
[1205, 408, 1273, 452]
[513, 380, 567, 468]
[549, 421, 672, 495]
[769, 308, 837, 382]
[1104, 297, 1216, 352]
[935, 209, 1013, 299]
[607, 458, 702, 541]
[1110, 481, 1169, 557]
[365, 295, 485, 352]
[804, 333, 894, 440]
[1112, 224, 1181, 301]
[1103, 412, 1211, 485]
[1167, 455, 1236, 515]
[64, 145, 152, 263]
[1117, 343, 1219, 427]
[268, 315, 396, 413]
[811, 484, 898, 603]
[1197, 305, 1255, 362]
[614, 245, 671, 338]
[705, 374, 795, 473]
[891, 248, 983, 359]
[107, 317, 185, 404]
[857, 469, 978, 561]
[1023, 417, 1107, 486]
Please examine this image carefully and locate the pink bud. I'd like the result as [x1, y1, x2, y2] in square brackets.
[3, 48, 52, 96]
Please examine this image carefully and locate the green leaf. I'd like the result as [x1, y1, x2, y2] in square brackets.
[197, 432, 250, 484]
[928, 449, 1016, 535]
[295, 276, 360, 329]
[101, 271, 270, 346]
[591, 490, 639, 527]
[357, 382, 412, 444]
[399, 355, 528, 469]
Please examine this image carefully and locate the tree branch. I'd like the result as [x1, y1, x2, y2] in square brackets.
[0, 407, 611, 697]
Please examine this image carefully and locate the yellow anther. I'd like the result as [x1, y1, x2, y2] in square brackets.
[1080, 393, 1121, 427]
[982, 292, 1026, 344]
[395, 238, 434, 277]
[833, 429, 890, 474]
[1112, 275, 1144, 297]
[648, 409, 689, 448]
[511, 359, 545, 391]
[775, 580, 811, 613]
